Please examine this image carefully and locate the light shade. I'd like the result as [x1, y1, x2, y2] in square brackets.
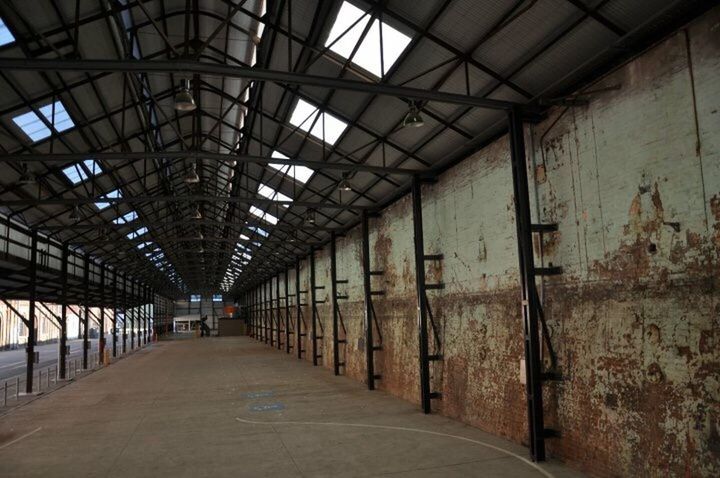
[338, 173, 352, 192]
[174, 79, 196, 111]
[18, 163, 36, 185]
[192, 205, 203, 219]
[69, 206, 81, 221]
[184, 163, 200, 184]
[305, 209, 316, 224]
[402, 103, 424, 128]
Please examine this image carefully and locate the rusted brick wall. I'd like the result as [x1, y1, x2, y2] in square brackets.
[271, 9, 719, 477]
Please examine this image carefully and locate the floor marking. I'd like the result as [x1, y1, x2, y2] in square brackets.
[235, 417, 554, 478]
[0, 361, 26, 369]
[0, 427, 42, 451]
[248, 403, 285, 412]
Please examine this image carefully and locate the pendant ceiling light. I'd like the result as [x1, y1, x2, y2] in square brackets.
[192, 205, 203, 220]
[18, 162, 36, 185]
[184, 162, 200, 184]
[338, 172, 352, 192]
[402, 101, 424, 128]
[174, 79, 196, 111]
[305, 209, 316, 224]
[69, 205, 81, 221]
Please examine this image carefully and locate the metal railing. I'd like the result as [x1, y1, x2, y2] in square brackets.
[1, 352, 99, 407]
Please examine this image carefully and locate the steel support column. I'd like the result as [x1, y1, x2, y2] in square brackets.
[295, 257, 302, 359]
[112, 269, 118, 357]
[412, 175, 432, 414]
[129, 281, 135, 350]
[58, 243, 69, 380]
[276, 274, 281, 350]
[268, 278, 274, 347]
[99, 265, 106, 365]
[25, 231, 38, 394]
[82, 253, 90, 369]
[284, 268, 291, 354]
[310, 246, 319, 366]
[122, 274, 127, 354]
[361, 211, 375, 390]
[330, 232, 340, 376]
[508, 106, 546, 462]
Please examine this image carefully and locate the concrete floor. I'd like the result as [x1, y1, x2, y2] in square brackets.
[0, 336, 583, 477]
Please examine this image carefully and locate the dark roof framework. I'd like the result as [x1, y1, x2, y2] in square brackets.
[0, 0, 709, 299]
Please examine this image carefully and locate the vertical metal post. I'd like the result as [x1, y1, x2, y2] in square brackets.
[509, 106, 546, 461]
[295, 257, 302, 359]
[263, 281, 268, 344]
[276, 274, 281, 349]
[112, 269, 118, 357]
[82, 253, 90, 369]
[122, 274, 127, 354]
[99, 265, 105, 365]
[361, 211, 375, 390]
[284, 268, 290, 354]
[268, 277, 274, 347]
[129, 281, 135, 350]
[310, 246, 318, 366]
[330, 232, 340, 376]
[412, 175, 432, 414]
[26, 231, 38, 394]
[59, 243, 68, 380]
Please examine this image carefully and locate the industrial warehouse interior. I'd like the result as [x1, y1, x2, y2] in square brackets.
[0, 0, 717, 477]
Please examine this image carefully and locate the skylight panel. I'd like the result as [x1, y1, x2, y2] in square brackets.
[258, 184, 292, 207]
[126, 227, 148, 240]
[95, 189, 122, 210]
[12, 101, 75, 142]
[62, 159, 101, 185]
[288, 98, 348, 145]
[0, 18, 15, 46]
[248, 226, 268, 238]
[325, 1, 411, 77]
[213, 294, 223, 302]
[269, 151, 314, 184]
[136, 241, 152, 250]
[113, 210, 138, 225]
[249, 205, 278, 225]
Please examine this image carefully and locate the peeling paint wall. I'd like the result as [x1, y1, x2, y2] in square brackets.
[255, 10, 719, 477]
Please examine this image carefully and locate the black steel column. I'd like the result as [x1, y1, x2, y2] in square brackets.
[361, 211, 375, 390]
[310, 246, 318, 366]
[112, 269, 118, 357]
[129, 281, 135, 350]
[268, 278, 274, 347]
[122, 274, 127, 354]
[82, 253, 90, 369]
[412, 176, 432, 414]
[276, 275, 281, 349]
[26, 231, 38, 393]
[330, 232, 341, 375]
[509, 106, 546, 462]
[295, 257, 302, 359]
[99, 265, 106, 365]
[59, 243, 69, 379]
[284, 268, 290, 354]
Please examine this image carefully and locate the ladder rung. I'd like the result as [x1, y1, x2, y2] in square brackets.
[369, 270, 384, 275]
[316, 355, 323, 358]
[428, 354, 443, 361]
[429, 392, 442, 399]
[315, 336, 324, 340]
[423, 254, 444, 261]
[534, 266, 563, 276]
[299, 333, 307, 337]
[313, 285, 325, 290]
[373, 374, 382, 379]
[336, 295, 349, 300]
[314, 300, 326, 304]
[298, 290, 308, 294]
[372, 345, 383, 351]
[370, 291, 385, 296]
[425, 283, 444, 290]
[544, 428, 561, 438]
[541, 372, 563, 381]
[531, 223, 558, 233]
[337, 339, 347, 344]
[338, 362, 345, 366]
[336, 279, 349, 284]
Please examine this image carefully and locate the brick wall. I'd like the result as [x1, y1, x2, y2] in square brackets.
[264, 8, 720, 477]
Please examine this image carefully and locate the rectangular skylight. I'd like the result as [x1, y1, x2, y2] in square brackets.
[248, 226, 268, 238]
[288, 98, 347, 145]
[136, 241, 152, 250]
[190, 294, 201, 302]
[113, 210, 138, 225]
[126, 227, 148, 240]
[12, 101, 75, 142]
[258, 184, 292, 207]
[269, 151, 314, 184]
[0, 18, 15, 46]
[62, 159, 101, 185]
[95, 189, 122, 210]
[213, 294, 223, 302]
[249, 205, 278, 225]
[325, 1, 411, 77]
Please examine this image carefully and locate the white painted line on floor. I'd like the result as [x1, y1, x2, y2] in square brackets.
[0, 427, 42, 451]
[235, 417, 554, 478]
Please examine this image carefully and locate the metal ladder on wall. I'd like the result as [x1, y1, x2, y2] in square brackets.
[295, 257, 308, 360]
[310, 246, 325, 366]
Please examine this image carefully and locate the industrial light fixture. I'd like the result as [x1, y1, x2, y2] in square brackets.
[184, 162, 200, 184]
[197, 231, 204, 240]
[174, 79, 196, 111]
[191, 205, 203, 219]
[338, 172, 352, 192]
[98, 227, 109, 242]
[198, 246, 205, 253]
[18, 162, 36, 185]
[305, 209, 316, 224]
[402, 101, 424, 128]
[69, 205, 81, 221]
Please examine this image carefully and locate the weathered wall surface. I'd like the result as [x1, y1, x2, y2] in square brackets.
[253, 10, 719, 477]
